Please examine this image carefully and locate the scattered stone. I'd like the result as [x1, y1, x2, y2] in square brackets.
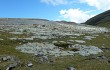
[0, 38, 3, 40]
[85, 55, 110, 63]
[72, 44, 103, 56]
[16, 43, 103, 57]
[27, 62, 33, 67]
[75, 40, 85, 43]
[96, 55, 109, 62]
[84, 36, 95, 40]
[2, 57, 8, 61]
[67, 40, 74, 44]
[67, 66, 76, 70]
[52, 41, 58, 44]
[101, 48, 110, 51]
[59, 41, 66, 43]
[35, 51, 44, 57]
[6, 56, 12, 60]
[42, 56, 49, 62]
[6, 62, 18, 70]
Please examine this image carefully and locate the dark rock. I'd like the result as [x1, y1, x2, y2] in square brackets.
[101, 48, 110, 50]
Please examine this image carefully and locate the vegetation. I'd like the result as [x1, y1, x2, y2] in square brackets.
[85, 10, 110, 28]
[0, 17, 110, 70]
[0, 31, 110, 70]
[54, 42, 70, 49]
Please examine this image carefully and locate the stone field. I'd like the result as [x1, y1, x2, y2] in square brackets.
[0, 19, 110, 70]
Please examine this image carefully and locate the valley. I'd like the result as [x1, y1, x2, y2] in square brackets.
[0, 18, 110, 70]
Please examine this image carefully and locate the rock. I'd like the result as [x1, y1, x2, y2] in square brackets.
[84, 36, 95, 40]
[35, 51, 44, 57]
[101, 48, 110, 51]
[72, 44, 103, 56]
[42, 56, 48, 62]
[16, 43, 102, 57]
[1, 56, 12, 61]
[0, 38, 3, 40]
[6, 62, 18, 70]
[27, 62, 33, 67]
[6, 56, 11, 60]
[75, 40, 85, 43]
[67, 67, 76, 70]
[52, 41, 58, 44]
[96, 55, 109, 62]
[2, 57, 8, 61]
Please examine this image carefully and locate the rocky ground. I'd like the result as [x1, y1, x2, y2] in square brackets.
[0, 20, 110, 70]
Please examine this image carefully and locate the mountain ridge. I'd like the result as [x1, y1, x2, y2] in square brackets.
[85, 10, 110, 28]
[0, 18, 76, 25]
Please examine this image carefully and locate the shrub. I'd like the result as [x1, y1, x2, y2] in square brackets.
[54, 43, 69, 49]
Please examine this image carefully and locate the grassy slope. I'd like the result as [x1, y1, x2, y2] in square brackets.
[85, 10, 110, 28]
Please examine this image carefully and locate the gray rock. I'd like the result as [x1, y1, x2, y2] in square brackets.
[6, 56, 11, 60]
[68, 67, 76, 70]
[84, 36, 95, 40]
[2, 57, 8, 61]
[96, 55, 109, 62]
[42, 56, 48, 62]
[6, 62, 18, 70]
[1, 56, 12, 61]
[35, 51, 44, 57]
[75, 40, 85, 43]
[16, 43, 103, 57]
[27, 62, 33, 67]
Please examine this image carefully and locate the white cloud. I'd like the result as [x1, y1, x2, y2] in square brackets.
[80, 0, 110, 10]
[60, 8, 95, 23]
[41, 0, 69, 6]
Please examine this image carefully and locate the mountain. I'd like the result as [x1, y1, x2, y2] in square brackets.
[56, 21, 77, 25]
[85, 10, 110, 28]
[0, 18, 77, 25]
[0, 18, 51, 25]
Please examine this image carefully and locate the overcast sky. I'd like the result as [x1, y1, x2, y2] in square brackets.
[0, 0, 110, 23]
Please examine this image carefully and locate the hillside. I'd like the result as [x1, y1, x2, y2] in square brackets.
[85, 10, 110, 28]
[0, 18, 53, 25]
[0, 18, 110, 70]
[56, 20, 77, 25]
[0, 18, 77, 25]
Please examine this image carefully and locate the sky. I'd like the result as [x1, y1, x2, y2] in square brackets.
[0, 0, 110, 23]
